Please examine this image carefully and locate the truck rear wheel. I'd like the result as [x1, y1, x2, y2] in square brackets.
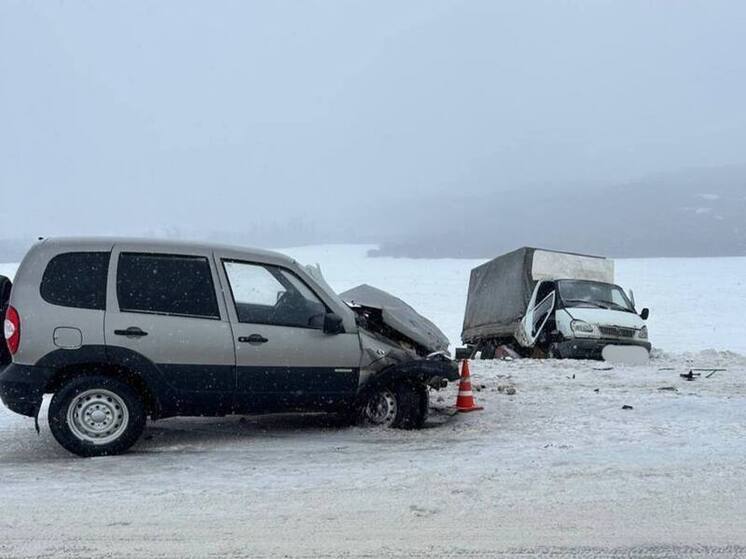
[361, 382, 428, 429]
[49, 375, 146, 457]
[479, 342, 496, 360]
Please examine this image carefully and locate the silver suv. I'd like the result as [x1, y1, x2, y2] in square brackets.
[0, 238, 458, 457]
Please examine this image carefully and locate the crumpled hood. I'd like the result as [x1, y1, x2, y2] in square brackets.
[340, 284, 450, 354]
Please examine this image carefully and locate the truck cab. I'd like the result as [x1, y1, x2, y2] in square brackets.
[518, 278, 651, 359]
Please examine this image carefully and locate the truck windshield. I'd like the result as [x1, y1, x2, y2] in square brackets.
[557, 279, 635, 312]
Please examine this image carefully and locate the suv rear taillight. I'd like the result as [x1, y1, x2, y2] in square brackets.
[4, 305, 20, 355]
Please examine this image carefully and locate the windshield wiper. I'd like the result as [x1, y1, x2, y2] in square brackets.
[596, 299, 632, 312]
[562, 298, 608, 309]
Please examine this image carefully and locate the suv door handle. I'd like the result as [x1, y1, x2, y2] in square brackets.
[114, 327, 149, 338]
[238, 334, 268, 345]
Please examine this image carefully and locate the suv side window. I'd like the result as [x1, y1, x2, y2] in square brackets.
[40, 252, 110, 310]
[117, 253, 220, 319]
[223, 260, 326, 329]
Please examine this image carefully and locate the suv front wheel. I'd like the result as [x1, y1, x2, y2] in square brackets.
[361, 382, 428, 429]
[49, 375, 146, 457]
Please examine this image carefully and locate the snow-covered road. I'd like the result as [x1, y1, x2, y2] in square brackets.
[3, 352, 746, 558]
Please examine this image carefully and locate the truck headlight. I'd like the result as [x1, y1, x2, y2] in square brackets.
[638, 326, 648, 340]
[571, 320, 597, 336]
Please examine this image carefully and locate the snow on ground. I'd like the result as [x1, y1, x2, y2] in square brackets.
[2, 354, 746, 557]
[2, 246, 746, 557]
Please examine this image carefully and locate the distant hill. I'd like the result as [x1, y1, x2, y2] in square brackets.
[369, 167, 746, 258]
[3, 167, 745, 262]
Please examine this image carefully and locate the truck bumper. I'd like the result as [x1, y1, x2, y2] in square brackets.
[0, 363, 54, 417]
[552, 339, 651, 360]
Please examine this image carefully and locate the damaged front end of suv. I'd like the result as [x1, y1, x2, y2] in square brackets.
[303, 263, 459, 429]
[340, 283, 459, 391]
[337, 283, 459, 429]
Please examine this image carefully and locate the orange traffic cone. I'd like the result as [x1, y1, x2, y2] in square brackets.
[456, 359, 483, 413]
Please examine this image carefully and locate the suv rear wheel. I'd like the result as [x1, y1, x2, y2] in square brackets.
[361, 382, 428, 429]
[49, 375, 146, 457]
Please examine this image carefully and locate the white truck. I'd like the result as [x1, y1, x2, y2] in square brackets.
[461, 247, 651, 360]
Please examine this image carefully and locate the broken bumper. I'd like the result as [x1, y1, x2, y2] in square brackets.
[0, 363, 54, 417]
[553, 339, 651, 360]
[388, 358, 461, 386]
[423, 358, 461, 384]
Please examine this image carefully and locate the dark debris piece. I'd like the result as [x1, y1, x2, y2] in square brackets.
[692, 368, 727, 379]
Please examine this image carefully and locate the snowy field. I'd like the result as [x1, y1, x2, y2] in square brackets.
[2, 246, 746, 557]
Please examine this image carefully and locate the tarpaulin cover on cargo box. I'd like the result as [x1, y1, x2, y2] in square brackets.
[461, 248, 536, 342]
[461, 247, 613, 343]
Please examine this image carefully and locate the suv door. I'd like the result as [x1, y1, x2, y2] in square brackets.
[105, 245, 236, 415]
[217, 257, 361, 413]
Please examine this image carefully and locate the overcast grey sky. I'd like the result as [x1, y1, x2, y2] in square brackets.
[1, 1, 746, 244]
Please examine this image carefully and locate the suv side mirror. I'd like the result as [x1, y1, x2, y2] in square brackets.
[323, 312, 344, 334]
[640, 308, 650, 321]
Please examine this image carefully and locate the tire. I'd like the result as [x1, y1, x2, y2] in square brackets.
[48, 375, 146, 457]
[361, 382, 429, 430]
[454, 347, 472, 360]
[480, 342, 496, 360]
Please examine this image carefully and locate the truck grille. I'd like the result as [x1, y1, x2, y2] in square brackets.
[599, 326, 637, 338]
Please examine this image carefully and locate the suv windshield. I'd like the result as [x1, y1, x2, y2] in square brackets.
[557, 279, 635, 312]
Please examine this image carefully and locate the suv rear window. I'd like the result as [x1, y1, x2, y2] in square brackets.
[117, 253, 220, 319]
[40, 252, 110, 310]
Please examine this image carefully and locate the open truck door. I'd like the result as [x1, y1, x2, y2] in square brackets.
[516, 283, 555, 348]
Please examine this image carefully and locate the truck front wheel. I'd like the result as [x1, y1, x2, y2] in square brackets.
[361, 383, 428, 429]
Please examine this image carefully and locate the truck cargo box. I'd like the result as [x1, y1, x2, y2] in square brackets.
[461, 247, 613, 344]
